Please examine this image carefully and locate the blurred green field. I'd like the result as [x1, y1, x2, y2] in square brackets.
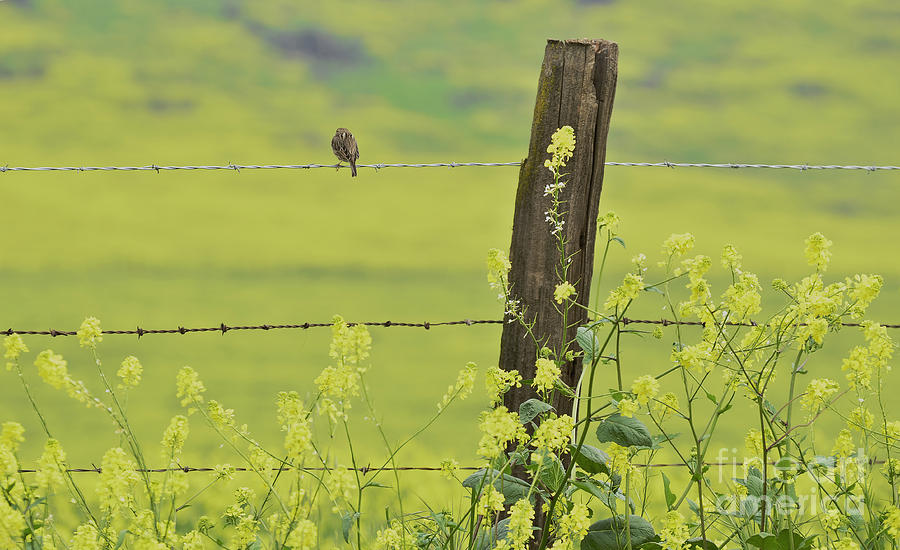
[1, 0, 899, 541]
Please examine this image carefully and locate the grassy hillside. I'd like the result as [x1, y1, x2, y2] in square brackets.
[0, 0, 899, 541]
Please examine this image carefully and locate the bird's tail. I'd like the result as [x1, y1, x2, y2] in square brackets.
[351, 160, 357, 177]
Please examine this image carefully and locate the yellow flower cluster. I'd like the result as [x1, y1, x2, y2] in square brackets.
[477, 406, 528, 459]
[440, 458, 459, 480]
[485, 366, 522, 406]
[721, 244, 743, 271]
[374, 520, 416, 550]
[76, 316, 103, 349]
[533, 358, 560, 394]
[161, 415, 189, 455]
[832, 428, 855, 458]
[671, 342, 713, 373]
[800, 378, 839, 414]
[36, 438, 67, 490]
[117, 356, 143, 388]
[478, 486, 505, 516]
[502, 498, 535, 549]
[0, 497, 26, 550]
[659, 510, 690, 550]
[847, 274, 883, 318]
[329, 315, 372, 369]
[285, 519, 317, 550]
[438, 362, 478, 412]
[531, 414, 574, 453]
[604, 273, 644, 312]
[325, 467, 355, 513]
[551, 503, 591, 548]
[662, 233, 695, 258]
[721, 272, 762, 321]
[653, 392, 680, 421]
[606, 442, 632, 477]
[600, 211, 620, 235]
[97, 447, 140, 514]
[3, 334, 27, 370]
[34, 350, 97, 408]
[544, 126, 576, 174]
[883, 507, 900, 539]
[617, 398, 639, 418]
[804, 232, 832, 271]
[277, 392, 312, 461]
[176, 366, 206, 408]
[553, 282, 576, 305]
[631, 375, 659, 405]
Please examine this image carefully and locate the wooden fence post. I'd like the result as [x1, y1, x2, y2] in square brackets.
[500, 37, 618, 461]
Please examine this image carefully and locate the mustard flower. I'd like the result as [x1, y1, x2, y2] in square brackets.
[833, 429, 855, 458]
[97, 447, 140, 514]
[3, 334, 27, 365]
[659, 510, 690, 550]
[821, 507, 844, 531]
[181, 531, 204, 550]
[285, 520, 317, 550]
[847, 274, 883, 318]
[556, 503, 591, 544]
[721, 272, 762, 320]
[162, 415, 189, 455]
[671, 342, 713, 373]
[885, 507, 900, 539]
[745, 429, 763, 457]
[533, 357, 561, 394]
[848, 407, 874, 431]
[652, 326, 664, 339]
[70, 523, 99, 550]
[885, 420, 900, 443]
[76, 317, 102, 349]
[374, 520, 416, 550]
[117, 356, 142, 388]
[606, 442, 632, 477]
[487, 248, 512, 300]
[604, 273, 644, 311]
[477, 406, 528, 459]
[532, 414, 574, 453]
[329, 315, 371, 368]
[600, 211, 620, 234]
[176, 367, 206, 408]
[632, 253, 647, 271]
[800, 378, 839, 413]
[653, 392, 680, 421]
[798, 316, 829, 346]
[0, 422, 24, 452]
[721, 244, 743, 271]
[214, 464, 236, 481]
[662, 233, 695, 258]
[554, 281, 576, 305]
[284, 417, 312, 461]
[631, 375, 659, 405]
[883, 458, 900, 482]
[862, 320, 894, 370]
[325, 467, 355, 512]
[833, 537, 860, 550]
[544, 126, 576, 174]
[0, 498, 25, 549]
[438, 362, 478, 412]
[231, 515, 259, 548]
[617, 397, 639, 418]
[485, 366, 522, 406]
[842, 346, 872, 390]
[34, 350, 69, 390]
[36, 438, 66, 490]
[804, 232, 832, 271]
[440, 458, 459, 480]
[505, 498, 535, 547]
[478, 486, 505, 516]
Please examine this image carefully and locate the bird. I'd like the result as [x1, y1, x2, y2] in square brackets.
[331, 128, 359, 177]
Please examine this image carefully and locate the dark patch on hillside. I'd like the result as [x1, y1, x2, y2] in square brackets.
[789, 82, 827, 98]
[246, 22, 365, 67]
[146, 98, 195, 113]
[577, 0, 617, 4]
[0, 55, 45, 80]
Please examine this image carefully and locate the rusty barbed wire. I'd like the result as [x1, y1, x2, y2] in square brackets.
[5, 316, 900, 339]
[16, 458, 884, 474]
[1, 319, 503, 337]
[0, 161, 898, 174]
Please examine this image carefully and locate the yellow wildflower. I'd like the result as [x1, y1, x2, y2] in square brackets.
[600, 211, 620, 234]
[804, 232, 832, 271]
[544, 126, 576, 173]
[0, 422, 24, 452]
[36, 438, 66, 490]
[848, 407, 874, 431]
[800, 378, 839, 414]
[0, 498, 25, 549]
[631, 375, 659, 405]
[506, 498, 535, 547]
[477, 406, 528, 459]
[833, 429, 855, 458]
[607, 442, 632, 476]
[884, 507, 900, 539]
[659, 511, 690, 550]
[162, 415, 189, 455]
[70, 523, 99, 550]
[662, 233, 695, 258]
[325, 467, 355, 512]
[532, 414, 574, 453]
[653, 392, 680, 421]
[842, 346, 872, 390]
[618, 397, 639, 418]
[554, 282, 576, 305]
[847, 274, 883, 318]
[285, 520, 317, 550]
[533, 358, 561, 394]
[176, 367, 206, 408]
[76, 317, 102, 349]
[821, 507, 844, 530]
[722, 273, 762, 320]
[478, 486, 505, 516]
[374, 520, 416, 550]
[721, 244, 743, 271]
[485, 366, 522, 406]
[604, 273, 643, 311]
[440, 458, 459, 480]
[329, 315, 371, 369]
[117, 356, 142, 388]
[438, 362, 478, 412]
[3, 334, 27, 369]
[97, 447, 140, 514]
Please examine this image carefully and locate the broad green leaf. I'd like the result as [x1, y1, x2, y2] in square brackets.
[530, 451, 566, 492]
[572, 478, 634, 513]
[576, 326, 602, 364]
[341, 512, 359, 543]
[661, 472, 676, 510]
[462, 468, 533, 506]
[596, 414, 653, 448]
[582, 515, 657, 550]
[474, 517, 510, 550]
[519, 398, 554, 424]
[571, 444, 612, 476]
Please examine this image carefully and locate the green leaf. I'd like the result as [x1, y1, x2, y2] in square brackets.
[572, 478, 634, 513]
[462, 469, 533, 506]
[582, 515, 657, 550]
[341, 512, 359, 543]
[571, 444, 614, 476]
[531, 451, 566, 492]
[519, 399, 554, 424]
[596, 414, 653, 448]
[685, 538, 718, 550]
[576, 326, 602, 364]
[474, 517, 511, 550]
[661, 472, 676, 510]
[611, 236, 626, 248]
[745, 467, 764, 497]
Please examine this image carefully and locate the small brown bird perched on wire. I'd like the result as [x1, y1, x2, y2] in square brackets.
[331, 128, 359, 177]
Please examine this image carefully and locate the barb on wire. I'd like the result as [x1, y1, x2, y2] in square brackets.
[5, 316, 900, 339]
[1, 319, 503, 338]
[0, 161, 897, 174]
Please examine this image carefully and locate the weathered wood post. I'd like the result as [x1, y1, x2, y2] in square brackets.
[500, 36, 618, 466]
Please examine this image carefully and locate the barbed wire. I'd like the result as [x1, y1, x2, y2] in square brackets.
[1, 161, 898, 174]
[16, 458, 884, 475]
[5, 316, 900, 339]
[0, 319, 503, 338]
